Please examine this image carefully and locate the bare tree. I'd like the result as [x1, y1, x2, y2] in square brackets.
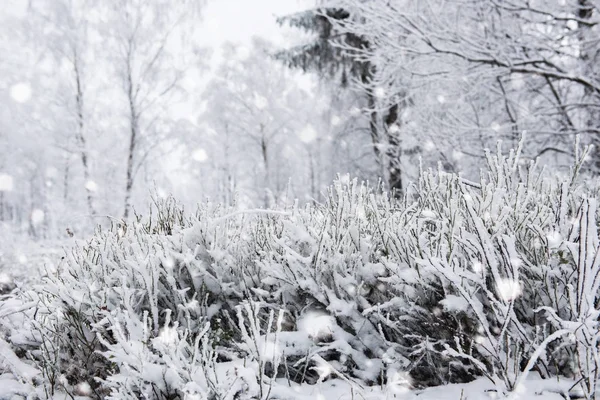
[104, 0, 201, 218]
[330, 0, 600, 175]
[27, 0, 98, 217]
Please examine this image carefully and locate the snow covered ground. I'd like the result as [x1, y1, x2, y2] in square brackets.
[0, 371, 577, 399]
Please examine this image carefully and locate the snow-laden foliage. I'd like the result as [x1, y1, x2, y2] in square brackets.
[7, 139, 600, 398]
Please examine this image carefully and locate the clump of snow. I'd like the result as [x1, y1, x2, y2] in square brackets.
[298, 311, 335, 340]
[312, 357, 334, 381]
[423, 140, 436, 152]
[155, 326, 178, 346]
[440, 295, 469, 312]
[420, 209, 436, 219]
[387, 370, 412, 394]
[546, 231, 562, 249]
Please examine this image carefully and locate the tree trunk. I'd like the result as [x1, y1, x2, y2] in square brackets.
[73, 48, 95, 216]
[124, 61, 138, 219]
[385, 103, 403, 195]
[576, 0, 600, 170]
[260, 125, 270, 207]
[63, 155, 70, 201]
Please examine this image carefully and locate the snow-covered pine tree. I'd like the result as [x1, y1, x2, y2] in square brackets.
[277, 5, 406, 193]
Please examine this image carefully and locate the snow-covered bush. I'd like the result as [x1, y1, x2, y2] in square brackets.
[11, 139, 600, 398]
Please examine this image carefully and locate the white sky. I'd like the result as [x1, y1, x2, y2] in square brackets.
[171, 0, 315, 123]
[199, 0, 313, 47]
[5, 0, 316, 122]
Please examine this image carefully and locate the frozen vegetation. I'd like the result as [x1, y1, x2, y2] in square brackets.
[1, 140, 600, 399]
[3, 0, 600, 399]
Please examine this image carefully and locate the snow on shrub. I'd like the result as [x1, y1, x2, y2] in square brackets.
[10, 139, 600, 398]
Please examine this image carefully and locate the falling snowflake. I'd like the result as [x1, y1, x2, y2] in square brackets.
[192, 148, 208, 162]
[254, 94, 268, 110]
[472, 260, 483, 274]
[10, 82, 32, 103]
[374, 87, 386, 98]
[511, 74, 525, 90]
[299, 125, 318, 144]
[510, 257, 522, 268]
[75, 382, 92, 396]
[156, 188, 167, 198]
[452, 149, 464, 161]
[0, 273, 11, 285]
[345, 284, 357, 295]
[236, 46, 250, 60]
[163, 256, 175, 269]
[31, 209, 45, 225]
[437, 94, 446, 104]
[0, 174, 14, 191]
[497, 279, 522, 301]
[85, 180, 98, 192]
[424, 140, 436, 152]
[45, 167, 58, 178]
[388, 123, 400, 134]
[566, 19, 578, 30]
[331, 115, 341, 126]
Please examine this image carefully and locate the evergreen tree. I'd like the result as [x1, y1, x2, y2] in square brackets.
[277, 6, 406, 193]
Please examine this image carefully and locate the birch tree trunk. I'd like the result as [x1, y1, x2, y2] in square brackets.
[72, 47, 95, 216]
